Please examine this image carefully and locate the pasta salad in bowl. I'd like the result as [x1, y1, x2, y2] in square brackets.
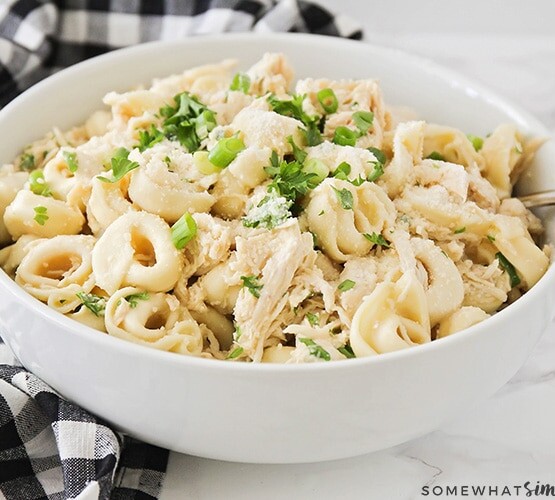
[0, 34, 553, 462]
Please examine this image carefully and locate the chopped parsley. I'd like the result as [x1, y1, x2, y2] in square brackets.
[241, 275, 263, 298]
[230, 72, 250, 93]
[332, 186, 354, 210]
[287, 136, 307, 163]
[29, 170, 52, 197]
[352, 111, 374, 135]
[298, 338, 331, 361]
[242, 193, 292, 229]
[267, 94, 323, 146]
[363, 232, 390, 248]
[426, 151, 445, 161]
[171, 213, 197, 249]
[62, 150, 78, 173]
[137, 124, 165, 151]
[76, 292, 106, 317]
[265, 151, 317, 202]
[159, 92, 217, 152]
[267, 93, 305, 119]
[467, 134, 484, 152]
[33, 206, 48, 226]
[98, 148, 140, 183]
[20, 153, 36, 171]
[454, 227, 466, 234]
[227, 346, 244, 359]
[306, 312, 319, 327]
[349, 175, 367, 187]
[487, 234, 496, 242]
[337, 279, 356, 292]
[495, 252, 521, 288]
[338, 344, 356, 359]
[125, 292, 150, 308]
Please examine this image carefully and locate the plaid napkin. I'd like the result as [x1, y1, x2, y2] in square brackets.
[0, 0, 362, 108]
[0, 0, 362, 499]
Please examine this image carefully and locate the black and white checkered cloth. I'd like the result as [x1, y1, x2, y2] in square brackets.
[0, 1, 362, 499]
[0, 0, 362, 108]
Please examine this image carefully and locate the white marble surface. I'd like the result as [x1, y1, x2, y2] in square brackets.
[160, 24, 555, 500]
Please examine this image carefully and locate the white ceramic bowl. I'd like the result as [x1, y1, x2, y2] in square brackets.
[1, 34, 554, 464]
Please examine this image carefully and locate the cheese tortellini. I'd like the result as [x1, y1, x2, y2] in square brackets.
[0, 53, 549, 362]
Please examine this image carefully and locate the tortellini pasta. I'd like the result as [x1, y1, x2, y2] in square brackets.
[92, 211, 182, 294]
[127, 143, 215, 223]
[16, 235, 95, 313]
[0, 53, 549, 362]
[104, 287, 203, 355]
[350, 272, 431, 357]
[306, 178, 396, 262]
[4, 190, 85, 239]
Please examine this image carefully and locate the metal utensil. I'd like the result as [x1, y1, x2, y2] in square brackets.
[518, 191, 555, 208]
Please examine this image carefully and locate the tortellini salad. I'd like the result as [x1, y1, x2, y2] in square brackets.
[0, 53, 549, 363]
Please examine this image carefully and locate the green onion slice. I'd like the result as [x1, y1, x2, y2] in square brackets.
[317, 88, 338, 114]
[352, 111, 374, 134]
[29, 170, 52, 197]
[230, 73, 250, 94]
[333, 126, 358, 147]
[171, 213, 198, 250]
[208, 137, 245, 168]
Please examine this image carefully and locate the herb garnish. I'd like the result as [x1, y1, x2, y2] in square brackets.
[76, 292, 106, 317]
[137, 125, 165, 151]
[332, 162, 351, 180]
[62, 150, 79, 173]
[171, 213, 198, 249]
[159, 92, 217, 152]
[363, 232, 390, 248]
[29, 170, 52, 197]
[241, 275, 264, 298]
[98, 148, 140, 183]
[227, 346, 244, 359]
[125, 292, 150, 308]
[306, 312, 319, 327]
[338, 345, 356, 358]
[267, 94, 323, 146]
[337, 279, 356, 292]
[33, 206, 48, 225]
[20, 153, 36, 171]
[242, 193, 292, 230]
[352, 111, 374, 135]
[298, 338, 331, 361]
[317, 88, 338, 114]
[366, 161, 384, 182]
[287, 136, 307, 163]
[426, 151, 445, 161]
[265, 151, 317, 202]
[332, 186, 354, 210]
[368, 147, 386, 165]
[467, 134, 484, 152]
[496, 252, 521, 288]
[230, 72, 251, 93]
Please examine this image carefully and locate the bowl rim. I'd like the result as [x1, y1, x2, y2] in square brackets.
[1, 32, 553, 373]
